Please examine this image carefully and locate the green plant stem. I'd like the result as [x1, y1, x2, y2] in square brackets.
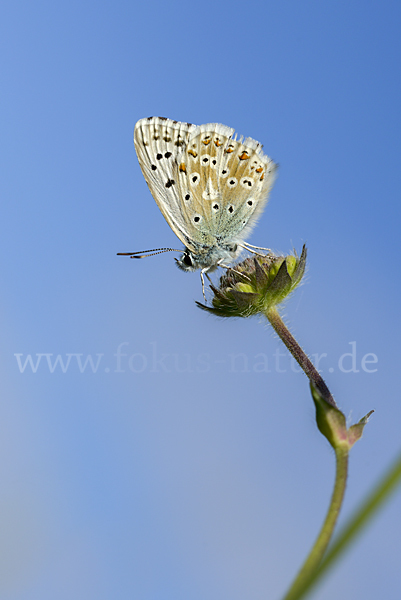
[282, 446, 349, 600]
[265, 307, 336, 407]
[265, 306, 349, 599]
[299, 448, 401, 597]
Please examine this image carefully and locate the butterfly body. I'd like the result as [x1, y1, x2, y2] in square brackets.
[133, 117, 277, 274]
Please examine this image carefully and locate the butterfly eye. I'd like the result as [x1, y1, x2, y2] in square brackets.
[183, 253, 193, 267]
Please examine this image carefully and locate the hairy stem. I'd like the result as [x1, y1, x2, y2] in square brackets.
[265, 307, 336, 407]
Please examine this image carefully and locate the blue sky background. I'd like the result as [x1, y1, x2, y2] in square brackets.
[1, 1, 401, 598]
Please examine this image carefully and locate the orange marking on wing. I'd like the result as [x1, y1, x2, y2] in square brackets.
[239, 151, 250, 160]
[188, 149, 198, 158]
[179, 163, 187, 173]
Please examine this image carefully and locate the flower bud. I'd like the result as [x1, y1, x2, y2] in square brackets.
[197, 245, 307, 317]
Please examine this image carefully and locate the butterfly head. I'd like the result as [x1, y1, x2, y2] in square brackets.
[175, 249, 202, 272]
[175, 243, 240, 273]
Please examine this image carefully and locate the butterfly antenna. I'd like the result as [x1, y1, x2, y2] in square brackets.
[117, 247, 182, 259]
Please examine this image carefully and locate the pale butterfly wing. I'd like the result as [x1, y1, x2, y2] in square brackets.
[134, 116, 277, 269]
[172, 123, 277, 246]
[171, 122, 234, 249]
[134, 117, 199, 251]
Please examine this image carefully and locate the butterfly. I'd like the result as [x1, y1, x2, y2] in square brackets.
[119, 117, 277, 294]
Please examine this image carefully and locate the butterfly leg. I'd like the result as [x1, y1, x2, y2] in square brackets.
[238, 243, 272, 258]
[241, 242, 272, 251]
[218, 263, 251, 282]
[200, 268, 212, 302]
